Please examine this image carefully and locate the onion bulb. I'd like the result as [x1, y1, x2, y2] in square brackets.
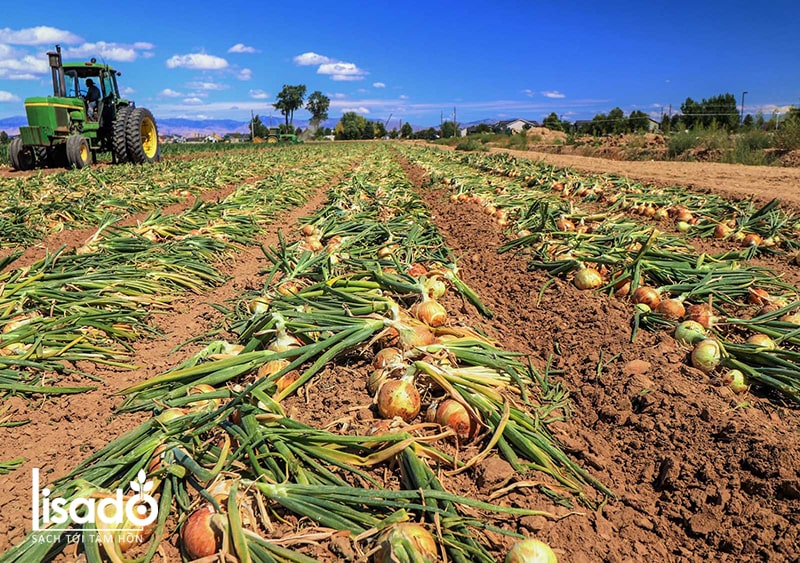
[374, 523, 437, 563]
[248, 296, 271, 315]
[691, 339, 721, 374]
[713, 223, 732, 239]
[746, 334, 776, 350]
[555, 217, 575, 232]
[423, 276, 447, 299]
[723, 369, 748, 393]
[686, 303, 716, 328]
[655, 298, 685, 320]
[427, 399, 473, 441]
[373, 347, 403, 370]
[181, 505, 223, 560]
[573, 268, 603, 290]
[779, 312, 800, 325]
[747, 288, 770, 306]
[675, 220, 691, 233]
[674, 320, 707, 346]
[632, 286, 661, 308]
[742, 233, 762, 247]
[377, 375, 421, 422]
[411, 299, 447, 327]
[407, 263, 428, 277]
[506, 538, 558, 563]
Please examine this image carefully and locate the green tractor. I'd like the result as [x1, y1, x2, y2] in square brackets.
[9, 45, 159, 170]
[266, 127, 300, 144]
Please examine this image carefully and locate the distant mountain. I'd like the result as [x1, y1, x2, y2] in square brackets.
[0, 114, 429, 137]
[0, 116, 26, 135]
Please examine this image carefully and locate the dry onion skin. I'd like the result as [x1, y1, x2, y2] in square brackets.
[691, 339, 722, 374]
[573, 268, 603, 290]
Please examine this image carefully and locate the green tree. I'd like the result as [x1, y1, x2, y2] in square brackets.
[440, 120, 458, 138]
[400, 122, 413, 138]
[628, 110, 651, 132]
[362, 121, 375, 139]
[335, 111, 368, 140]
[0, 131, 8, 144]
[608, 107, 625, 133]
[305, 91, 330, 129]
[680, 97, 702, 129]
[273, 84, 307, 128]
[249, 114, 269, 139]
[373, 121, 388, 138]
[542, 112, 562, 131]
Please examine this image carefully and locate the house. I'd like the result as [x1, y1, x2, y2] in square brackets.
[496, 119, 539, 133]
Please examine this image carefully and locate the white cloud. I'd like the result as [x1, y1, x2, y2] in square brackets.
[161, 88, 183, 98]
[166, 53, 228, 70]
[120, 86, 135, 96]
[293, 52, 332, 66]
[522, 89, 535, 97]
[341, 106, 370, 114]
[0, 26, 82, 45]
[399, 94, 409, 100]
[249, 89, 269, 99]
[64, 41, 154, 62]
[332, 93, 347, 99]
[373, 82, 386, 88]
[183, 97, 204, 105]
[186, 81, 227, 91]
[0, 90, 20, 102]
[0, 55, 49, 76]
[318, 62, 367, 81]
[236, 68, 252, 81]
[228, 43, 258, 53]
[541, 90, 566, 99]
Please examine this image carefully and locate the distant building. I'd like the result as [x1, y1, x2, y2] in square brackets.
[496, 119, 539, 133]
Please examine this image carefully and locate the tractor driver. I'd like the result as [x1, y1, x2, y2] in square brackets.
[84, 78, 101, 120]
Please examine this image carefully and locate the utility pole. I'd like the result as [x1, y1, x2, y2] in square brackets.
[250, 110, 255, 141]
[740, 91, 748, 125]
[453, 106, 457, 138]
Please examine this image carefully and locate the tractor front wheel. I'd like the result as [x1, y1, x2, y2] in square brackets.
[9, 138, 34, 171]
[125, 108, 160, 164]
[66, 135, 91, 169]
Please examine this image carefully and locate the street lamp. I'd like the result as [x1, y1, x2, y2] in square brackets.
[740, 91, 748, 124]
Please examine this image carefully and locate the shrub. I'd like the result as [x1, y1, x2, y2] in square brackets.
[667, 132, 700, 158]
[455, 139, 488, 152]
[776, 117, 800, 151]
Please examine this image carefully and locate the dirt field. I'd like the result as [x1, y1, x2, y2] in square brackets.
[0, 148, 798, 561]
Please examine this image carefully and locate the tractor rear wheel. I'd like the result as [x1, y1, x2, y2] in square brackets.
[112, 105, 133, 163]
[9, 138, 34, 171]
[66, 135, 91, 169]
[125, 107, 160, 164]
[267, 135, 279, 143]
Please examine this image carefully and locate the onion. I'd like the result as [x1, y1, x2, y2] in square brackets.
[377, 244, 399, 258]
[654, 208, 669, 220]
[423, 276, 447, 300]
[427, 399, 473, 441]
[181, 505, 223, 560]
[713, 223, 732, 239]
[747, 288, 770, 306]
[723, 369, 748, 393]
[257, 358, 290, 378]
[779, 312, 800, 325]
[155, 407, 187, 425]
[742, 233, 762, 247]
[506, 538, 558, 563]
[407, 262, 428, 277]
[613, 277, 631, 297]
[674, 320, 707, 346]
[274, 370, 300, 393]
[691, 339, 721, 374]
[375, 523, 438, 563]
[632, 286, 661, 308]
[655, 298, 685, 320]
[411, 299, 447, 327]
[555, 217, 575, 231]
[300, 224, 316, 237]
[675, 220, 691, 233]
[377, 375, 421, 422]
[268, 329, 301, 353]
[248, 296, 271, 315]
[686, 303, 715, 328]
[187, 383, 221, 412]
[373, 347, 403, 370]
[573, 268, 603, 290]
[746, 334, 776, 350]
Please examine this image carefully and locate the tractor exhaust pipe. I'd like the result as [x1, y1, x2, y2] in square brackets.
[47, 45, 66, 97]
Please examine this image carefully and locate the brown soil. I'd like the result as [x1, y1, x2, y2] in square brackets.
[1, 147, 799, 561]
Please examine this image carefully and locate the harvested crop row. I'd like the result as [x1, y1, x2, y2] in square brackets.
[3, 144, 595, 562]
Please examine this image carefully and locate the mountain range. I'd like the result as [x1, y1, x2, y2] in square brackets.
[0, 115, 503, 137]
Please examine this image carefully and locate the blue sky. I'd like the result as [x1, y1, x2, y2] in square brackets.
[0, 0, 797, 127]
